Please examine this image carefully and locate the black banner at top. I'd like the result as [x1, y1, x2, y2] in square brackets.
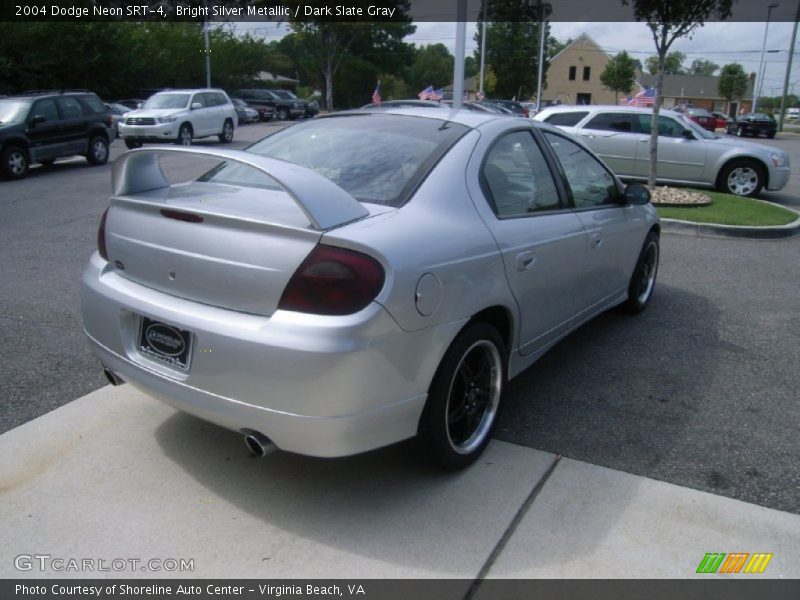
[2, 0, 798, 23]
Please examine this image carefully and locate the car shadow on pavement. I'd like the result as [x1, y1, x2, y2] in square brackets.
[148, 283, 725, 575]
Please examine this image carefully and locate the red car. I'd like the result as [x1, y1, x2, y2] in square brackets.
[711, 111, 729, 129]
[684, 108, 718, 131]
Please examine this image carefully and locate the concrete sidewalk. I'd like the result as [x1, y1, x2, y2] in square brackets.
[1, 386, 798, 580]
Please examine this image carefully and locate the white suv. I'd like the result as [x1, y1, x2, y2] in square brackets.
[119, 89, 237, 149]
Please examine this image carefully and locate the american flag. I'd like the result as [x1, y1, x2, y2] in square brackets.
[622, 86, 656, 107]
[429, 88, 444, 101]
[371, 82, 381, 107]
[418, 85, 434, 100]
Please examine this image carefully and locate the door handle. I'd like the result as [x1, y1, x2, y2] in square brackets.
[590, 234, 603, 249]
[515, 251, 536, 271]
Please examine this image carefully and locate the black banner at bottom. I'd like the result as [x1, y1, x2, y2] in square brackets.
[3, 579, 800, 600]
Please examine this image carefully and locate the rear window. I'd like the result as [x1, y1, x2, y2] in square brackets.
[199, 114, 469, 207]
[80, 94, 107, 115]
[544, 111, 589, 127]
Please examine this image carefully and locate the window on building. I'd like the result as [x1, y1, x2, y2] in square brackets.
[583, 66, 591, 81]
[569, 66, 577, 81]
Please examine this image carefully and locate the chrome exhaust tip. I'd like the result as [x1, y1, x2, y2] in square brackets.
[103, 367, 125, 386]
[244, 432, 277, 457]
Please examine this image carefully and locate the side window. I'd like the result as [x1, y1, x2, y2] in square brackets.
[57, 97, 84, 119]
[544, 132, 622, 209]
[481, 131, 561, 218]
[568, 66, 576, 81]
[585, 112, 636, 133]
[31, 99, 59, 122]
[215, 93, 229, 106]
[636, 114, 686, 137]
[544, 111, 589, 127]
[191, 94, 207, 108]
[583, 66, 591, 81]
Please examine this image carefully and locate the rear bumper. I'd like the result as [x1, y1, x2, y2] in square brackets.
[81, 253, 464, 457]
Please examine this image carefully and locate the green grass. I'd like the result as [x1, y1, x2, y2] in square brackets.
[656, 192, 798, 226]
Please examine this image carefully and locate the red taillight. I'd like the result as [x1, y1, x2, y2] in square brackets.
[97, 208, 109, 260]
[278, 245, 385, 315]
[523, 108, 530, 118]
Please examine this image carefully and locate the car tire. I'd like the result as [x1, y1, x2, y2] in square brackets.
[86, 135, 109, 166]
[218, 119, 234, 143]
[176, 124, 192, 146]
[124, 140, 142, 150]
[277, 107, 288, 121]
[2, 145, 29, 180]
[417, 322, 507, 470]
[622, 232, 659, 313]
[767, 132, 776, 139]
[718, 159, 765, 197]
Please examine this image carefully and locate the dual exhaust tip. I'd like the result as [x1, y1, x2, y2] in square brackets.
[103, 367, 276, 459]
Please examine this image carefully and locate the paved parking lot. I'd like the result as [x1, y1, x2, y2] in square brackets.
[0, 122, 797, 515]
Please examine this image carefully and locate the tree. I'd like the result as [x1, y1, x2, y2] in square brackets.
[600, 51, 637, 103]
[286, 1, 414, 110]
[689, 58, 719, 76]
[645, 51, 686, 75]
[622, 0, 734, 190]
[718, 63, 749, 105]
[474, 0, 551, 100]
[409, 44, 454, 89]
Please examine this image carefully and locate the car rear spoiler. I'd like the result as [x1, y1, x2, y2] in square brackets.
[111, 146, 369, 231]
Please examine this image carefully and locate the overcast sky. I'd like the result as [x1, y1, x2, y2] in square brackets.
[232, 21, 800, 98]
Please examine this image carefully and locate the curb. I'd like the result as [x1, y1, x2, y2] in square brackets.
[661, 217, 800, 239]
[661, 200, 800, 239]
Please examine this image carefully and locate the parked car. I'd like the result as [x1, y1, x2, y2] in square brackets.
[534, 105, 789, 197]
[711, 111, 729, 129]
[117, 99, 145, 110]
[269, 89, 319, 118]
[82, 109, 659, 469]
[105, 102, 130, 136]
[233, 89, 302, 121]
[725, 113, 777, 139]
[231, 98, 260, 125]
[684, 108, 717, 131]
[118, 89, 237, 149]
[484, 99, 529, 117]
[0, 90, 112, 179]
[784, 107, 800, 121]
[361, 99, 445, 109]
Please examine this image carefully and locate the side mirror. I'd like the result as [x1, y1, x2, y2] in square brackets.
[625, 183, 651, 206]
[29, 114, 46, 126]
[191, 102, 203, 110]
[136, 102, 143, 109]
[682, 129, 695, 140]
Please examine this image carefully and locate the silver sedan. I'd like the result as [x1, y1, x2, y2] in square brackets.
[81, 109, 659, 469]
[534, 105, 790, 197]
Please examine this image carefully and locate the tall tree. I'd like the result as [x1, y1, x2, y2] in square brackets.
[286, 1, 414, 110]
[645, 51, 686, 75]
[600, 50, 637, 103]
[718, 63, 749, 107]
[622, 0, 734, 190]
[474, 0, 551, 100]
[409, 44, 454, 90]
[689, 58, 719, 76]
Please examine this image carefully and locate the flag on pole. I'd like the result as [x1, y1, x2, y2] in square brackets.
[628, 85, 656, 107]
[418, 85, 434, 100]
[429, 88, 444, 101]
[371, 81, 381, 107]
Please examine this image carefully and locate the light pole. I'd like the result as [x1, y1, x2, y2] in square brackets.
[479, 0, 488, 99]
[754, 2, 779, 113]
[452, 0, 467, 109]
[778, 0, 800, 131]
[529, 1, 551, 110]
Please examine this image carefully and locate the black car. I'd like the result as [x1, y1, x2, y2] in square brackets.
[269, 89, 319, 118]
[725, 113, 777, 138]
[0, 90, 113, 180]
[483, 99, 529, 117]
[231, 89, 295, 121]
